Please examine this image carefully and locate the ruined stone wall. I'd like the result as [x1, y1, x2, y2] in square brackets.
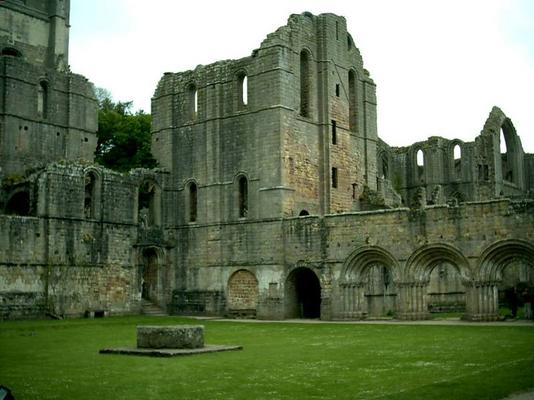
[0, 164, 146, 319]
[170, 199, 533, 320]
[0, 0, 70, 70]
[152, 13, 379, 225]
[0, 56, 97, 176]
[384, 107, 531, 207]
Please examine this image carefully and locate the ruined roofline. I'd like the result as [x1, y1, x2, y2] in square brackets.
[384, 105, 528, 154]
[154, 11, 368, 97]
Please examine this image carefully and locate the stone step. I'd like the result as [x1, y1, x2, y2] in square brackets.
[141, 300, 168, 316]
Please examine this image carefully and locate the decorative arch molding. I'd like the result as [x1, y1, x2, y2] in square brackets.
[341, 245, 400, 284]
[478, 239, 534, 282]
[405, 243, 472, 283]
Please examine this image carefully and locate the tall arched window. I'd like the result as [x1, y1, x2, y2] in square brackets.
[84, 172, 97, 219]
[500, 126, 515, 183]
[453, 144, 462, 178]
[187, 84, 197, 119]
[348, 70, 357, 132]
[237, 73, 248, 108]
[37, 81, 48, 119]
[416, 149, 424, 180]
[189, 182, 197, 223]
[299, 50, 310, 117]
[138, 181, 161, 227]
[238, 176, 248, 218]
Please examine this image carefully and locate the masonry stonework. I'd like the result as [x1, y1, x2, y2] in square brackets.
[1, 4, 533, 321]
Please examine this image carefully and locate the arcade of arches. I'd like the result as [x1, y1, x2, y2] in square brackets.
[225, 241, 534, 321]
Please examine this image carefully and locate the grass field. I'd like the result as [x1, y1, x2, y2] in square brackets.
[1, 316, 534, 400]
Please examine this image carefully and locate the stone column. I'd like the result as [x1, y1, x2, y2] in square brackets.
[397, 281, 431, 320]
[463, 281, 500, 321]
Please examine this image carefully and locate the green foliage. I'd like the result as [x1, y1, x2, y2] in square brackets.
[95, 90, 157, 172]
[1, 316, 534, 400]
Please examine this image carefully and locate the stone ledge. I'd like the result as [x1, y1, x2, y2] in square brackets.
[99, 345, 242, 357]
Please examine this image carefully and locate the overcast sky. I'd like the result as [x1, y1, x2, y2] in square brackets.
[69, 0, 534, 151]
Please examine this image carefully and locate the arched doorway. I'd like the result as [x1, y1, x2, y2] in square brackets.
[141, 248, 159, 302]
[478, 240, 534, 321]
[227, 270, 259, 318]
[497, 259, 533, 319]
[285, 267, 321, 319]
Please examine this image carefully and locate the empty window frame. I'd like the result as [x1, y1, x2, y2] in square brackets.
[453, 144, 462, 178]
[187, 84, 198, 119]
[237, 73, 248, 108]
[37, 81, 48, 119]
[300, 50, 310, 117]
[84, 172, 97, 219]
[348, 70, 356, 131]
[238, 176, 248, 218]
[331, 120, 337, 145]
[331, 167, 338, 188]
[189, 182, 198, 222]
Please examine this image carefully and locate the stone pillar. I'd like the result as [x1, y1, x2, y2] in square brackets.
[397, 281, 431, 320]
[463, 281, 500, 321]
[341, 283, 367, 320]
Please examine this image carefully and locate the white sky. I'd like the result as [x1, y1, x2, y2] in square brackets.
[69, 0, 534, 151]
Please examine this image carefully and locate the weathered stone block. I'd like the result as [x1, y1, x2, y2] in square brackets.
[136, 325, 204, 349]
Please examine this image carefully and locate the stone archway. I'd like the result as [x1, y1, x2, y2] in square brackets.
[426, 262, 465, 313]
[473, 240, 534, 321]
[227, 269, 259, 318]
[141, 248, 159, 302]
[285, 267, 321, 319]
[402, 243, 471, 320]
[341, 246, 399, 319]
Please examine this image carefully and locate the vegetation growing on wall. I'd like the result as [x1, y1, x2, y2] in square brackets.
[95, 88, 157, 172]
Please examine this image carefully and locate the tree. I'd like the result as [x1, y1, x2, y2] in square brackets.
[95, 89, 157, 172]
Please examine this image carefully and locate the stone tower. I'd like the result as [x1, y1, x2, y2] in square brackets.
[152, 13, 379, 224]
[0, 0, 97, 176]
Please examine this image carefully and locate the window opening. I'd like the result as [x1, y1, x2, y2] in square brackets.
[189, 182, 197, 222]
[332, 167, 338, 188]
[331, 120, 337, 145]
[238, 176, 248, 218]
[348, 70, 356, 131]
[37, 81, 48, 119]
[300, 50, 310, 117]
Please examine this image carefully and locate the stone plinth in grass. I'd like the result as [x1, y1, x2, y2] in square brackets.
[137, 325, 204, 349]
[100, 324, 242, 357]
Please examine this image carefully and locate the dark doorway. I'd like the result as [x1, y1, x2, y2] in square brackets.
[285, 267, 321, 319]
[141, 248, 158, 301]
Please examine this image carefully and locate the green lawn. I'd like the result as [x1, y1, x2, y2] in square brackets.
[1, 316, 533, 400]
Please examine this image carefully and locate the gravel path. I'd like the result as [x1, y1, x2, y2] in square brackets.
[502, 390, 534, 400]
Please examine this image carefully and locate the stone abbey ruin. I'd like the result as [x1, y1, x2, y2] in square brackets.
[1, 1, 533, 321]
